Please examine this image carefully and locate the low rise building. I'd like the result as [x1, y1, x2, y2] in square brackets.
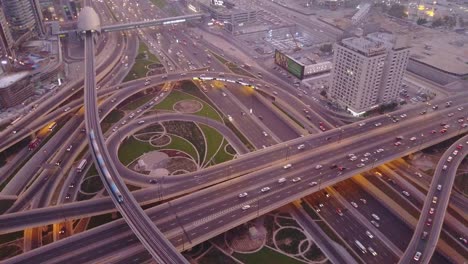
[0, 71, 34, 108]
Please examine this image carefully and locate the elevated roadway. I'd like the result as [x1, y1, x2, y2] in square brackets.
[2, 105, 467, 263]
[82, 31, 187, 264]
[399, 135, 468, 263]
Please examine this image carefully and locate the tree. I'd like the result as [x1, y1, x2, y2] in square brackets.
[387, 4, 407, 19]
[319, 44, 333, 53]
[417, 18, 427, 25]
[432, 18, 443, 27]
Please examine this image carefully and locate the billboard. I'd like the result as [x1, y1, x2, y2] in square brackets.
[274, 50, 304, 79]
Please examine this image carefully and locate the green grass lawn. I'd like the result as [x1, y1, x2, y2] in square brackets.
[118, 137, 157, 165]
[161, 135, 198, 163]
[154, 90, 222, 122]
[199, 124, 223, 164]
[124, 42, 160, 82]
[233, 246, 305, 264]
[212, 140, 235, 164]
[121, 94, 154, 110]
[102, 110, 124, 124]
[150, 0, 166, 9]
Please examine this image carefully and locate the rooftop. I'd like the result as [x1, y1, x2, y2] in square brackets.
[0, 71, 30, 89]
[77, 7, 101, 33]
[341, 36, 387, 56]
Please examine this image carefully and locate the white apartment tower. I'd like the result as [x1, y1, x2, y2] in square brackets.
[329, 32, 410, 115]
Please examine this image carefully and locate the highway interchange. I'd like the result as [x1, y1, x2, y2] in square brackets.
[0, 1, 467, 264]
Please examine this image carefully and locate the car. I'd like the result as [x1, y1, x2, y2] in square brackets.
[112, 127, 117, 132]
[262, 131, 268, 137]
[420, 111, 426, 115]
[315, 164, 322, 169]
[350, 156, 358, 161]
[440, 129, 447, 133]
[437, 184, 442, 191]
[69, 182, 75, 188]
[309, 181, 318, 186]
[459, 237, 468, 244]
[410, 137, 417, 141]
[415, 172, 422, 177]
[431, 130, 437, 134]
[364, 152, 371, 157]
[12, 130, 17, 134]
[360, 198, 367, 204]
[55, 160, 62, 166]
[222, 92, 227, 97]
[457, 144, 463, 150]
[432, 105, 438, 110]
[111, 98, 117, 103]
[394, 141, 402, 146]
[432, 196, 438, 204]
[395, 136, 404, 141]
[448, 113, 454, 117]
[374, 172, 382, 177]
[376, 148, 384, 153]
[426, 218, 433, 226]
[278, 178, 286, 183]
[227, 115, 233, 121]
[453, 150, 458, 156]
[314, 207, 321, 213]
[238, 192, 248, 198]
[324, 192, 330, 197]
[351, 201, 358, 208]
[138, 120, 145, 125]
[429, 208, 435, 214]
[261, 187, 271, 192]
[368, 247, 377, 256]
[66, 145, 73, 152]
[59, 226, 66, 234]
[242, 205, 251, 210]
[318, 203, 324, 208]
[338, 166, 346, 171]
[356, 163, 365, 168]
[297, 144, 305, 150]
[414, 252, 422, 261]
[283, 164, 292, 169]
[371, 220, 380, 228]
[65, 193, 70, 200]
[447, 156, 453, 162]
[458, 118, 465, 123]
[149, 179, 158, 184]
[64, 107, 71, 112]
[371, 213, 380, 221]
[374, 122, 382, 127]
[292, 177, 302, 182]
[336, 208, 343, 216]
[421, 231, 428, 240]
[457, 107, 464, 111]
[366, 230, 374, 238]
[359, 122, 366, 127]
[402, 191, 410, 197]
[442, 165, 448, 170]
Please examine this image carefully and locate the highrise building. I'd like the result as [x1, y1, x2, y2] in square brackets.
[0, 6, 14, 60]
[0, 0, 44, 39]
[329, 32, 410, 115]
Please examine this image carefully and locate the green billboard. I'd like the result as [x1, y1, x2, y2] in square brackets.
[274, 50, 304, 79]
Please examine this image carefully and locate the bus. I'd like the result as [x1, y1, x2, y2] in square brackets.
[76, 159, 87, 173]
[48, 122, 57, 131]
[355, 240, 367, 254]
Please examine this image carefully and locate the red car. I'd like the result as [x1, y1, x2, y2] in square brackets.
[338, 166, 346, 171]
[440, 129, 447, 134]
[457, 144, 463, 150]
[426, 218, 433, 226]
[336, 208, 343, 216]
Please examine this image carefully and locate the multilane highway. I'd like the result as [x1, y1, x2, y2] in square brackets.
[4, 102, 467, 263]
[399, 135, 468, 263]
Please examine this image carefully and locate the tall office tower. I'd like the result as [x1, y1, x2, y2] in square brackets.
[0, 6, 13, 72]
[1, 0, 44, 39]
[329, 32, 410, 115]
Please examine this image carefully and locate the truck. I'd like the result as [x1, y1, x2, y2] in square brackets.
[76, 159, 87, 173]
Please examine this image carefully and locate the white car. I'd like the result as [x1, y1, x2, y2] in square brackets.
[242, 205, 251, 210]
[364, 152, 371, 157]
[368, 247, 377, 256]
[278, 178, 286, 183]
[371, 220, 380, 228]
[349, 156, 357, 161]
[410, 137, 417, 141]
[262, 131, 268, 137]
[414, 252, 422, 261]
[359, 122, 366, 127]
[437, 184, 442, 191]
[402, 191, 410, 197]
[376, 148, 384, 153]
[238, 192, 248, 198]
[261, 187, 271, 192]
[309, 181, 318, 186]
[351, 202, 358, 208]
[283, 164, 292, 169]
[292, 177, 301, 182]
[374, 122, 382, 127]
[366, 230, 374, 238]
[356, 163, 365, 168]
[315, 164, 322, 169]
[227, 115, 233, 121]
[297, 144, 305, 150]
